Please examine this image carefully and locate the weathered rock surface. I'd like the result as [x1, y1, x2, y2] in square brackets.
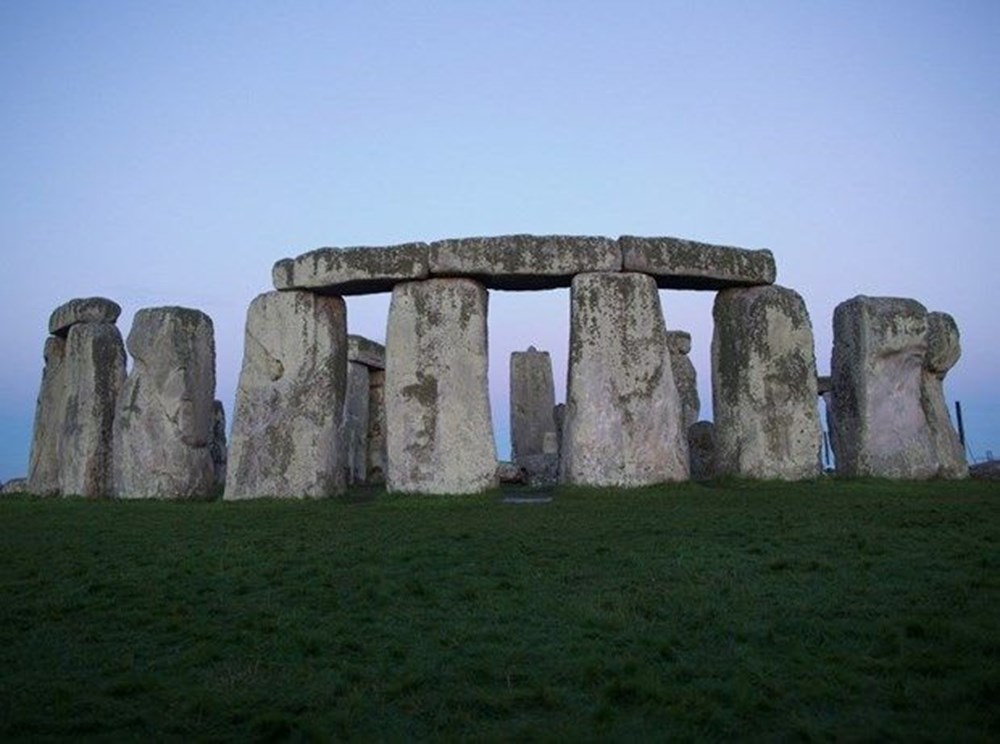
[922, 312, 967, 478]
[429, 235, 621, 290]
[553, 403, 566, 450]
[712, 285, 821, 480]
[211, 400, 227, 487]
[273, 242, 429, 295]
[27, 336, 68, 496]
[49, 297, 122, 337]
[385, 278, 497, 494]
[620, 236, 776, 290]
[829, 296, 961, 479]
[113, 307, 216, 500]
[59, 323, 127, 497]
[496, 461, 528, 485]
[343, 361, 370, 485]
[366, 369, 387, 484]
[1, 478, 28, 495]
[561, 272, 688, 486]
[510, 346, 559, 482]
[225, 291, 347, 499]
[666, 330, 700, 431]
[688, 421, 717, 480]
[970, 460, 1000, 480]
[347, 334, 385, 369]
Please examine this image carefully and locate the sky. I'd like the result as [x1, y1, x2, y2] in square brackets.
[1, 1, 998, 482]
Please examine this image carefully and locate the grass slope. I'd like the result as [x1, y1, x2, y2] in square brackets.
[1, 480, 997, 741]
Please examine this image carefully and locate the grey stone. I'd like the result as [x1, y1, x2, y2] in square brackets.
[830, 296, 938, 479]
[922, 312, 967, 479]
[620, 236, 776, 290]
[509, 346, 559, 482]
[712, 285, 821, 480]
[211, 400, 227, 488]
[1, 478, 27, 495]
[687, 421, 717, 480]
[553, 403, 566, 450]
[366, 369, 386, 484]
[816, 375, 832, 396]
[347, 334, 385, 369]
[385, 278, 497, 494]
[970, 460, 1000, 480]
[225, 291, 348, 499]
[48, 297, 122, 337]
[518, 453, 560, 486]
[26, 336, 68, 496]
[666, 330, 700, 431]
[273, 242, 429, 295]
[496, 461, 528, 485]
[343, 361, 370, 486]
[59, 323, 126, 497]
[429, 235, 621, 290]
[113, 307, 216, 500]
[561, 272, 688, 487]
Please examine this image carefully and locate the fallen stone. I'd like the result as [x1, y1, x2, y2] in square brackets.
[1, 478, 27, 495]
[510, 346, 559, 482]
[48, 297, 122, 337]
[687, 421, 717, 480]
[113, 307, 217, 500]
[385, 278, 497, 494]
[666, 330, 700, 431]
[620, 236, 776, 290]
[347, 334, 385, 369]
[970, 460, 1000, 480]
[26, 336, 68, 496]
[496, 461, 528, 485]
[273, 242, 429, 295]
[561, 272, 688, 487]
[922, 311, 967, 478]
[59, 323, 126, 497]
[366, 369, 387, 484]
[830, 296, 937, 479]
[712, 285, 821, 480]
[429, 235, 621, 290]
[211, 400, 227, 488]
[343, 361, 370, 486]
[225, 291, 348, 499]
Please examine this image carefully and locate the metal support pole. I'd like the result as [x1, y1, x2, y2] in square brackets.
[955, 400, 966, 447]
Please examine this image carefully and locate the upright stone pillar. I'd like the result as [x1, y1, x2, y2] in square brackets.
[366, 368, 387, 484]
[510, 346, 559, 484]
[343, 335, 387, 486]
[113, 307, 217, 499]
[26, 336, 67, 496]
[385, 278, 497, 494]
[225, 291, 347, 499]
[923, 312, 967, 479]
[666, 330, 700, 431]
[343, 360, 370, 485]
[712, 285, 821, 480]
[210, 400, 228, 487]
[561, 272, 688, 487]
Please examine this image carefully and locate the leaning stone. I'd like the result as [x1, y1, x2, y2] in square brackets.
[113, 308, 216, 500]
[366, 369, 387, 484]
[688, 421, 717, 480]
[385, 278, 497, 494]
[429, 235, 621, 290]
[510, 347, 559, 482]
[830, 296, 937, 479]
[26, 336, 68, 496]
[48, 297, 122, 337]
[210, 401, 227, 488]
[561, 272, 688, 487]
[343, 361, 370, 486]
[712, 285, 821, 480]
[225, 291, 348, 499]
[59, 323, 126, 497]
[620, 236, 776, 290]
[666, 330, 700, 431]
[273, 242, 429, 295]
[347, 334, 386, 369]
[922, 311, 967, 479]
[1, 478, 27, 495]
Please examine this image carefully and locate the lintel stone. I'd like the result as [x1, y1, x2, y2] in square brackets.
[347, 334, 385, 369]
[49, 297, 122, 337]
[273, 242, 429, 295]
[620, 235, 776, 289]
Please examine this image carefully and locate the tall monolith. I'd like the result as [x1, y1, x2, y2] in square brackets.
[26, 336, 68, 496]
[510, 346, 559, 484]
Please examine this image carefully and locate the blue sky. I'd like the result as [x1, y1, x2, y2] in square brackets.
[2, 1, 998, 481]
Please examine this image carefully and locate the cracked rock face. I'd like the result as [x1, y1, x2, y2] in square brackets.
[113, 307, 216, 499]
[561, 272, 688, 487]
[225, 291, 347, 499]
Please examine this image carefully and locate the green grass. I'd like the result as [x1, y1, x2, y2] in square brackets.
[1, 479, 997, 741]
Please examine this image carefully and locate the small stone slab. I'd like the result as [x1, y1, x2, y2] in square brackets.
[620, 236, 776, 290]
[49, 297, 122, 337]
[428, 235, 621, 290]
[272, 242, 429, 295]
[347, 334, 385, 369]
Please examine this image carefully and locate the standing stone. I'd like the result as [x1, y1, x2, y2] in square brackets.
[385, 278, 497, 494]
[211, 400, 228, 488]
[113, 308, 216, 499]
[343, 361, 370, 485]
[712, 285, 821, 480]
[553, 403, 566, 450]
[26, 336, 68, 496]
[687, 421, 717, 480]
[830, 297, 938, 479]
[666, 331, 700, 431]
[225, 291, 347, 499]
[366, 369, 387, 484]
[510, 346, 559, 483]
[59, 323, 126, 497]
[561, 272, 688, 487]
[48, 297, 122, 337]
[923, 312, 967, 479]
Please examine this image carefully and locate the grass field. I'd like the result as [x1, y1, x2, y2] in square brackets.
[1, 479, 997, 741]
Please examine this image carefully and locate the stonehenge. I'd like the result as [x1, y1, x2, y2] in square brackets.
[23, 235, 969, 499]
